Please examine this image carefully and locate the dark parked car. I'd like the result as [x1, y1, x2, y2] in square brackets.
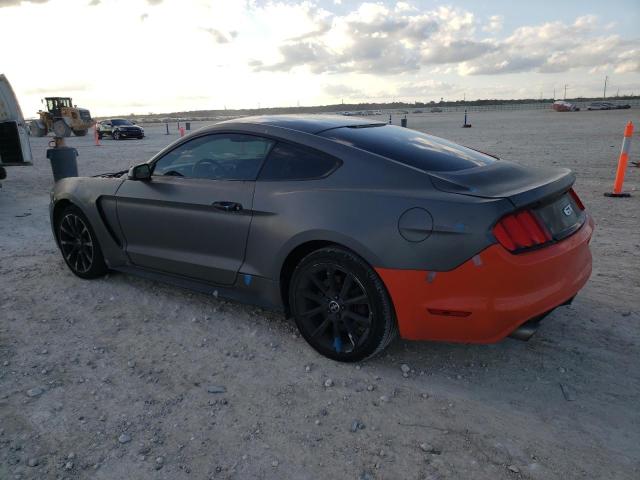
[613, 103, 631, 109]
[97, 119, 144, 140]
[50, 115, 594, 361]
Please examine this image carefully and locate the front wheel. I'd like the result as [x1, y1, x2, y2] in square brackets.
[289, 247, 398, 362]
[56, 205, 108, 279]
[112, 130, 121, 140]
[72, 129, 88, 136]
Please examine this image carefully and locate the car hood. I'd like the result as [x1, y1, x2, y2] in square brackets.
[428, 160, 575, 208]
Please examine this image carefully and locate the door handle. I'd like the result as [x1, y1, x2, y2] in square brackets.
[212, 201, 243, 212]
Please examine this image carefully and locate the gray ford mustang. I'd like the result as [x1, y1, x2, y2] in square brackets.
[51, 115, 594, 361]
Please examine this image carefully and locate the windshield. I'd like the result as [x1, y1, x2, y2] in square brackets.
[320, 125, 496, 172]
[111, 119, 133, 126]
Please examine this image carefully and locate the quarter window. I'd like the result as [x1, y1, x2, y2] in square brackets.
[153, 134, 274, 181]
[259, 142, 340, 181]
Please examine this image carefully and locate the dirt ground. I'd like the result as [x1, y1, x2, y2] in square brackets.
[1, 109, 639, 480]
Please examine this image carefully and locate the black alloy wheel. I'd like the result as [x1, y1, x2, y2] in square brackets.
[57, 205, 107, 279]
[290, 247, 397, 362]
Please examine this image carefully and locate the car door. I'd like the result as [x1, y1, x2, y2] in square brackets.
[115, 133, 274, 286]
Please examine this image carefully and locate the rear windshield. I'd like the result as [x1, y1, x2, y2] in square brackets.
[320, 125, 496, 172]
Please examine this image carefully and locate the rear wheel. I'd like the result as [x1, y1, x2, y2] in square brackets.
[112, 130, 121, 140]
[53, 120, 71, 137]
[56, 205, 107, 279]
[289, 247, 397, 362]
[72, 129, 88, 136]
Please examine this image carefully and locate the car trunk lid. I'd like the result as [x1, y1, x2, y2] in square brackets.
[429, 160, 575, 209]
[429, 161, 586, 250]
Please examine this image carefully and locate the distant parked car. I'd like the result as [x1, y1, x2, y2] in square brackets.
[552, 101, 580, 112]
[430, 107, 442, 113]
[97, 119, 144, 140]
[587, 102, 613, 111]
[412, 109, 423, 114]
[613, 103, 631, 110]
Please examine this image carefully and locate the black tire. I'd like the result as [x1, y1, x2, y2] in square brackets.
[289, 247, 398, 362]
[112, 130, 121, 140]
[72, 129, 88, 137]
[97, 132, 103, 139]
[56, 205, 108, 279]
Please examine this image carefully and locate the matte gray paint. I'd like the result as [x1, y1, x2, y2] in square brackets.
[50, 115, 575, 311]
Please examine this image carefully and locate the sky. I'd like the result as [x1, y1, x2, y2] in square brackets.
[1, 0, 639, 116]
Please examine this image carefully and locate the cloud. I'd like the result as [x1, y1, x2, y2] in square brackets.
[483, 15, 503, 33]
[2, 0, 158, 7]
[250, 5, 637, 78]
[422, 40, 496, 64]
[394, 80, 454, 97]
[323, 83, 363, 98]
[460, 16, 636, 75]
[201, 28, 236, 44]
[26, 83, 90, 94]
[0, 0, 48, 7]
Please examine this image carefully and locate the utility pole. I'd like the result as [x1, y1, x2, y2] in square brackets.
[553, 87, 556, 100]
[564, 84, 568, 100]
[603, 75, 608, 99]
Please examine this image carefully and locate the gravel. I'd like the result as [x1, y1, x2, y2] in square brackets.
[25, 387, 44, 397]
[1, 111, 639, 479]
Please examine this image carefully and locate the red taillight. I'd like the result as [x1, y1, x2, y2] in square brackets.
[569, 188, 585, 211]
[492, 209, 551, 252]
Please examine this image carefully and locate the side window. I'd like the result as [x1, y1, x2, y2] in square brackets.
[153, 134, 274, 181]
[259, 142, 340, 181]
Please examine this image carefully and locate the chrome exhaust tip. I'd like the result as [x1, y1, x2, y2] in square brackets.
[509, 320, 540, 341]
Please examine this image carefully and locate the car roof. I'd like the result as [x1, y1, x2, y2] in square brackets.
[216, 114, 387, 135]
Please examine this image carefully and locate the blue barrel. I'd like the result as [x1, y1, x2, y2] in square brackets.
[47, 146, 78, 182]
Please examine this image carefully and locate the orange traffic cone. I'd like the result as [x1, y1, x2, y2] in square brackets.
[605, 121, 634, 197]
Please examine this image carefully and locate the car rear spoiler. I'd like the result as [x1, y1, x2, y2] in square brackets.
[429, 161, 575, 209]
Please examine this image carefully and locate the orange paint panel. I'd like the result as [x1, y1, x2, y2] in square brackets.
[376, 216, 594, 343]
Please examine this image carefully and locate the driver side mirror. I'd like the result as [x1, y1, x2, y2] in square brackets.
[128, 163, 151, 181]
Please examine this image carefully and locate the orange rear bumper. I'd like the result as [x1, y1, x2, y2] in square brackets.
[376, 217, 594, 343]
